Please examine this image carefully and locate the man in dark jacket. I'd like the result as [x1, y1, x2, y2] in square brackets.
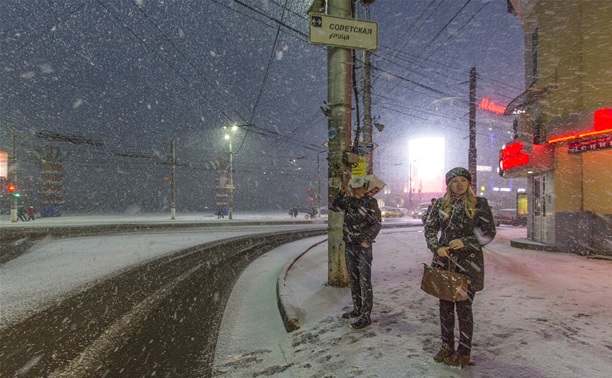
[331, 175, 382, 329]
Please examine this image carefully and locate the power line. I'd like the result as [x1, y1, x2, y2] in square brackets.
[377, 0, 472, 96]
[128, 0, 250, 124]
[420, 0, 489, 63]
[245, 0, 289, 147]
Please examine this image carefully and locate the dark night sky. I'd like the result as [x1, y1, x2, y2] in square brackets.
[0, 0, 525, 213]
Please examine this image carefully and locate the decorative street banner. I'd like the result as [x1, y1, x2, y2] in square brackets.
[568, 135, 612, 154]
[214, 156, 229, 215]
[40, 146, 65, 217]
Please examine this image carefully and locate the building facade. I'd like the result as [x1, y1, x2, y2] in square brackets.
[501, 0, 612, 255]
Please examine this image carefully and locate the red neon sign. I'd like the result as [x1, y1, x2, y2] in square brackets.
[594, 108, 612, 131]
[499, 141, 530, 171]
[478, 98, 505, 115]
[549, 108, 612, 144]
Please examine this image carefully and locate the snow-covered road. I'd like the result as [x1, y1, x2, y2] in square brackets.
[0, 222, 325, 328]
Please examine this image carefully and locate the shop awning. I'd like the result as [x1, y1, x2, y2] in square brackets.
[504, 87, 545, 115]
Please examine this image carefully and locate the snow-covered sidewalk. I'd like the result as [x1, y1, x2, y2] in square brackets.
[213, 227, 612, 378]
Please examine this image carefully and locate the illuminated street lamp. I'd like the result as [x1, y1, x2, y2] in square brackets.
[224, 125, 239, 220]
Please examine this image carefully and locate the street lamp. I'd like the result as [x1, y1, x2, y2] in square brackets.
[224, 125, 239, 220]
[408, 159, 418, 210]
[409, 161, 413, 210]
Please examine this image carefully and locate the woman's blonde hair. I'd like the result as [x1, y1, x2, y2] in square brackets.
[441, 185, 477, 219]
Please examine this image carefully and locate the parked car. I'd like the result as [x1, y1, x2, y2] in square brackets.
[492, 208, 527, 226]
[412, 203, 431, 219]
[397, 208, 410, 217]
[380, 206, 403, 218]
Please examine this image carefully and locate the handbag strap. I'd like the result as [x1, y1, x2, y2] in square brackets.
[434, 255, 457, 271]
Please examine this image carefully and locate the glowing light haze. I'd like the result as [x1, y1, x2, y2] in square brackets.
[408, 137, 445, 194]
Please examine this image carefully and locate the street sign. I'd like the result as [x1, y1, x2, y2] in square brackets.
[309, 13, 378, 51]
[356, 143, 378, 153]
[363, 143, 378, 150]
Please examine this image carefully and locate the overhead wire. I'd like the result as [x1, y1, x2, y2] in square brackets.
[128, 0, 250, 124]
[241, 0, 290, 154]
[95, 1, 327, 158]
[93, 0, 238, 125]
[377, 0, 472, 97]
[7, 0, 519, 169]
[420, 0, 489, 63]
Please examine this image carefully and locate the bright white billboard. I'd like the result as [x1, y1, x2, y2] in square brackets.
[407, 138, 445, 193]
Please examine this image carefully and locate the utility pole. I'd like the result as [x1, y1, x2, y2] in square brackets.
[362, 5, 373, 174]
[327, 0, 352, 287]
[317, 152, 321, 217]
[468, 67, 477, 194]
[228, 137, 234, 220]
[170, 141, 176, 220]
[9, 131, 17, 222]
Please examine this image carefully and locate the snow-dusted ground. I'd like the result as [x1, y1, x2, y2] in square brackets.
[0, 211, 329, 328]
[0, 211, 416, 329]
[3, 215, 609, 377]
[0, 210, 322, 228]
[214, 226, 612, 378]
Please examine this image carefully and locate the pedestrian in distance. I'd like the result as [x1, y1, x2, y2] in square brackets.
[331, 175, 384, 329]
[422, 197, 437, 224]
[424, 167, 496, 368]
[28, 205, 35, 221]
[17, 205, 28, 222]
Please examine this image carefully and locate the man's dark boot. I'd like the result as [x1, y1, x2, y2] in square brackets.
[350, 315, 371, 329]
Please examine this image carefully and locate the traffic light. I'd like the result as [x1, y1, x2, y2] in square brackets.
[6, 183, 20, 197]
[307, 185, 315, 202]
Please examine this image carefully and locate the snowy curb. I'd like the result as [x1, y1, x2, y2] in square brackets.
[277, 239, 328, 333]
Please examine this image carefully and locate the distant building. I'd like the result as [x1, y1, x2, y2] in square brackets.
[501, 0, 612, 255]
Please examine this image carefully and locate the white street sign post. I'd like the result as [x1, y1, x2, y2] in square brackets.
[308, 13, 378, 51]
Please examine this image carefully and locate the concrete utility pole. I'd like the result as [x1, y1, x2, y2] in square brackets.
[317, 152, 322, 217]
[327, 0, 352, 287]
[468, 67, 477, 194]
[362, 6, 373, 175]
[170, 141, 176, 220]
[228, 137, 234, 220]
[9, 130, 17, 222]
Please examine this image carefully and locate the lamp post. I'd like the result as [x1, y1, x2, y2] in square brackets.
[9, 131, 17, 222]
[408, 159, 418, 210]
[408, 161, 413, 211]
[224, 125, 239, 220]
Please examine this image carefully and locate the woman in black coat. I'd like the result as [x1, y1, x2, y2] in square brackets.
[424, 167, 496, 368]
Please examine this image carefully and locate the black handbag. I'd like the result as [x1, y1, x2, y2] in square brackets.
[421, 258, 471, 302]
